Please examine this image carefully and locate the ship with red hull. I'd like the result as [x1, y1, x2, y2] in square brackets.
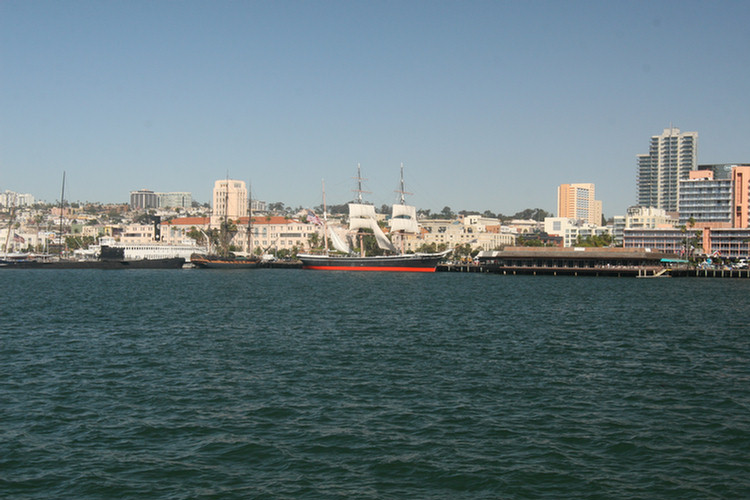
[298, 165, 448, 273]
[298, 252, 448, 272]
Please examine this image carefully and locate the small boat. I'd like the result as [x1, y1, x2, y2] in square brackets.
[298, 164, 449, 272]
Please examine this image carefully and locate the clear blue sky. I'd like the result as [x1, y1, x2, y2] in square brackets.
[2, 0, 749, 217]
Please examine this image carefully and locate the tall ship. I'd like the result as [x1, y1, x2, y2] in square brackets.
[298, 165, 449, 272]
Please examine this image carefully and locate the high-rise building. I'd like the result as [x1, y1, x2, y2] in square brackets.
[637, 127, 698, 213]
[130, 189, 158, 210]
[130, 189, 192, 210]
[212, 179, 248, 223]
[157, 192, 192, 209]
[1, 190, 34, 209]
[557, 183, 602, 225]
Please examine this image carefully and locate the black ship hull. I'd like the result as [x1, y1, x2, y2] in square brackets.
[190, 254, 260, 269]
[297, 253, 446, 272]
[0, 258, 186, 269]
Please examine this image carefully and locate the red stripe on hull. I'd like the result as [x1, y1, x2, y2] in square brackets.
[303, 265, 436, 272]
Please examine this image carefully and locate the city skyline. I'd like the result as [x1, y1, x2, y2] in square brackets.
[2, 1, 749, 216]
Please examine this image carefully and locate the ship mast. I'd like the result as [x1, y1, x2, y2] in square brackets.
[353, 163, 371, 257]
[394, 163, 413, 254]
[3, 194, 16, 254]
[395, 162, 412, 205]
[322, 179, 329, 255]
[222, 174, 230, 257]
[353, 162, 370, 203]
[246, 181, 254, 256]
[59, 171, 66, 254]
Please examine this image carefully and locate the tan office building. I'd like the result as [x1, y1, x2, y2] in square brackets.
[557, 183, 602, 226]
[212, 179, 248, 225]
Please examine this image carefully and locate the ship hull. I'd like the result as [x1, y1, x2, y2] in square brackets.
[297, 253, 445, 272]
[0, 258, 186, 269]
[191, 255, 260, 269]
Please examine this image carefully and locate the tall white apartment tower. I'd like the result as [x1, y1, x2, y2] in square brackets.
[637, 127, 698, 213]
[211, 179, 248, 225]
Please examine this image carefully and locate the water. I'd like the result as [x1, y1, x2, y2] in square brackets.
[1, 270, 749, 499]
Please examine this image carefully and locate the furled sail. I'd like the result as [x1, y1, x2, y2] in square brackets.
[389, 204, 419, 233]
[328, 227, 351, 254]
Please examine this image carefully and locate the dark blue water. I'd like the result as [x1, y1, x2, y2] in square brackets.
[2, 270, 749, 499]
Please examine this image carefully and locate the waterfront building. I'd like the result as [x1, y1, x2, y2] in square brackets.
[704, 228, 750, 258]
[557, 183, 602, 226]
[477, 246, 678, 274]
[623, 226, 750, 259]
[625, 206, 676, 229]
[611, 206, 677, 246]
[119, 223, 160, 244]
[678, 166, 750, 228]
[637, 127, 698, 213]
[544, 217, 610, 247]
[212, 179, 248, 225]
[623, 228, 701, 254]
[163, 215, 320, 255]
[416, 218, 516, 252]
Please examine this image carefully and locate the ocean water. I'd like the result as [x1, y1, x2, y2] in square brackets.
[1, 269, 749, 499]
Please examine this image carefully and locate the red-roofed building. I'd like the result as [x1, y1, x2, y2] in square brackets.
[162, 216, 322, 255]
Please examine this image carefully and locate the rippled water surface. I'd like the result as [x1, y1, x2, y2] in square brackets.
[2, 270, 749, 499]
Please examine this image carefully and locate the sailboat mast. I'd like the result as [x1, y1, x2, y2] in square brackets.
[353, 163, 370, 203]
[3, 195, 16, 254]
[398, 163, 406, 204]
[322, 179, 329, 255]
[246, 181, 253, 256]
[222, 175, 229, 255]
[59, 171, 66, 253]
[394, 164, 413, 254]
[353, 163, 369, 257]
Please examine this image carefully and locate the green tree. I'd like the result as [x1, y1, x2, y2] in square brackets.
[187, 226, 206, 245]
[308, 232, 321, 249]
[440, 206, 454, 219]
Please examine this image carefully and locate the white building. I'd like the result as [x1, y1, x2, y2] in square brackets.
[637, 126, 698, 213]
[1, 190, 35, 209]
[544, 217, 610, 248]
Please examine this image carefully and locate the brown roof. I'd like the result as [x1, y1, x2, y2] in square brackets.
[480, 246, 679, 261]
[162, 217, 209, 226]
